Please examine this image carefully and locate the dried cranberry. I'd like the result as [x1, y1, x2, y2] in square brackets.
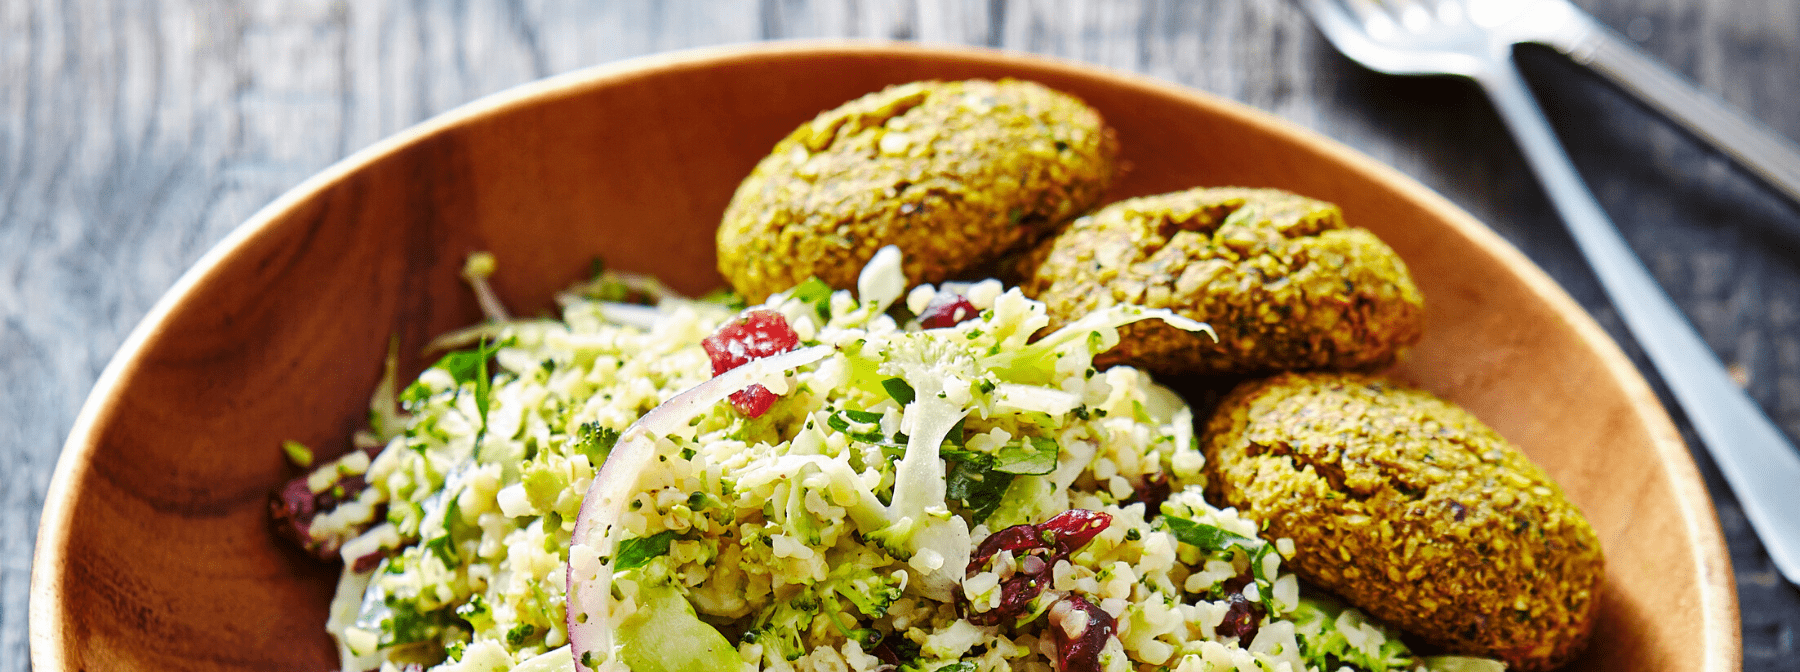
[1215, 575, 1264, 643]
[1124, 473, 1171, 519]
[1035, 509, 1111, 554]
[969, 523, 1043, 568]
[918, 293, 978, 329]
[352, 552, 385, 573]
[270, 472, 374, 561]
[961, 510, 1112, 625]
[869, 640, 899, 667]
[729, 384, 779, 418]
[701, 310, 800, 417]
[1050, 595, 1114, 672]
[271, 478, 318, 548]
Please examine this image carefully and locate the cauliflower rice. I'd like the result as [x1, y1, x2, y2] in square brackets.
[285, 253, 1500, 672]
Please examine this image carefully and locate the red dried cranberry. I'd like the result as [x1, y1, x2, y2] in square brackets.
[1124, 473, 1171, 518]
[960, 510, 1112, 626]
[703, 310, 800, 374]
[729, 384, 779, 418]
[701, 310, 800, 417]
[270, 478, 318, 549]
[270, 472, 375, 561]
[918, 293, 978, 329]
[969, 523, 1044, 568]
[1036, 509, 1111, 554]
[1050, 595, 1115, 672]
[1216, 575, 1264, 643]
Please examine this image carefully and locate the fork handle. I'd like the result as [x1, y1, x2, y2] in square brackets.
[1475, 62, 1800, 585]
[1543, 13, 1800, 207]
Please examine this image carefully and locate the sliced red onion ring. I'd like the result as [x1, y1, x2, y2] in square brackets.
[566, 344, 831, 672]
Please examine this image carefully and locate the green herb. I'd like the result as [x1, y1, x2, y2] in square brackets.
[936, 662, 979, 672]
[424, 534, 459, 566]
[943, 437, 1057, 476]
[1163, 516, 1275, 582]
[826, 409, 893, 445]
[432, 337, 505, 437]
[433, 338, 500, 387]
[281, 440, 314, 468]
[946, 456, 1014, 525]
[791, 277, 834, 320]
[991, 436, 1058, 475]
[614, 530, 678, 570]
[1164, 516, 1259, 552]
[881, 377, 916, 405]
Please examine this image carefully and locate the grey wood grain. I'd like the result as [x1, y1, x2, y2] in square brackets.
[2, 1, 1795, 671]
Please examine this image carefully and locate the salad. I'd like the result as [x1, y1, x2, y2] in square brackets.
[275, 249, 1501, 672]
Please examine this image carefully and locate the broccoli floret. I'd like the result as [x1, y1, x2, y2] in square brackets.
[742, 594, 815, 663]
[829, 561, 903, 620]
[739, 553, 902, 665]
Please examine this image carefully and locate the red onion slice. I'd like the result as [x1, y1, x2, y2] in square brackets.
[566, 344, 831, 672]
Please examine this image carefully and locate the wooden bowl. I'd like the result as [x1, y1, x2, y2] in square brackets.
[30, 42, 1739, 672]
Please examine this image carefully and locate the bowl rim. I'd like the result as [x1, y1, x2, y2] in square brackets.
[29, 39, 1741, 672]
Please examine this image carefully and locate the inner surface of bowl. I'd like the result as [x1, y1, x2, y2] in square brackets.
[32, 43, 1736, 672]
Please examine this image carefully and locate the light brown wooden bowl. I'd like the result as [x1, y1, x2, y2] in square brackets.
[31, 42, 1738, 672]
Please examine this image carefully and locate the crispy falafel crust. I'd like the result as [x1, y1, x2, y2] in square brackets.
[1202, 373, 1604, 672]
[717, 79, 1119, 302]
[1017, 187, 1424, 375]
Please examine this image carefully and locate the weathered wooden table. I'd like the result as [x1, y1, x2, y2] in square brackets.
[3, 1, 1796, 670]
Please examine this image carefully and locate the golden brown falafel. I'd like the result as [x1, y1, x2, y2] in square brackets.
[1201, 372, 1603, 671]
[717, 79, 1119, 303]
[1016, 187, 1423, 375]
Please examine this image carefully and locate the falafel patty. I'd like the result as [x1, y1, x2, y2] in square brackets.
[1201, 372, 1604, 672]
[717, 79, 1119, 302]
[1016, 187, 1424, 375]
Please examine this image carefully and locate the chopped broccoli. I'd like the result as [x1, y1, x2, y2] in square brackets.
[740, 557, 904, 665]
[1289, 595, 1427, 672]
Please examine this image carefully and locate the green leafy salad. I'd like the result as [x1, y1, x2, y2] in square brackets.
[275, 249, 1501, 672]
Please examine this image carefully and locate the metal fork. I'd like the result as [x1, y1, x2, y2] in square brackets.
[1300, 0, 1800, 586]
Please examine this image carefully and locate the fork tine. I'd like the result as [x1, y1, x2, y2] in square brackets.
[1298, 0, 1400, 70]
[1296, 0, 1366, 42]
[1375, 0, 1442, 33]
[1324, 0, 1404, 40]
[1338, 0, 1388, 25]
